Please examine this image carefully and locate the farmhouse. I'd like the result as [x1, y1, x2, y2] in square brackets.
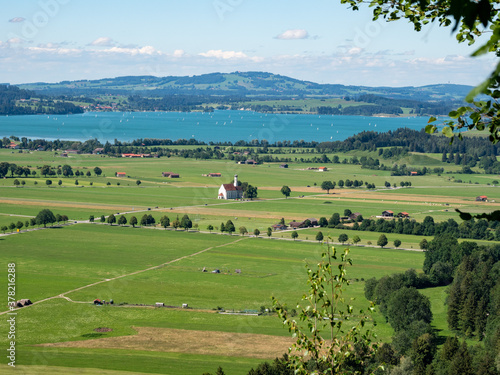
[288, 221, 305, 229]
[162, 172, 180, 178]
[382, 210, 394, 217]
[218, 175, 243, 200]
[115, 172, 126, 177]
[410, 171, 418, 176]
[397, 212, 410, 218]
[8, 142, 20, 149]
[245, 159, 257, 165]
[65, 149, 80, 154]
[318, 166, 328, 172]
[280, 164, 288, 168]
[272, 224, 288, 231]
[93, 148, 104, 154]
[208, 173, 222, 177]
[476, 195, 488, 202]
[349, 212, 362, 221]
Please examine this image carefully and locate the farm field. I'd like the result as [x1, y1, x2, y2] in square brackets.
[1, 148, 497, 374]
[2, 224, 430, 374]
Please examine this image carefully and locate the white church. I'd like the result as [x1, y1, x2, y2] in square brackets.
[218, 174, 243, 200]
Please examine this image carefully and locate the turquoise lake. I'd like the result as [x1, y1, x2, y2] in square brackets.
[0, 111, 433, 143]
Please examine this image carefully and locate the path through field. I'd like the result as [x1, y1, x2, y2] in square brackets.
[0, 237, 246, 315]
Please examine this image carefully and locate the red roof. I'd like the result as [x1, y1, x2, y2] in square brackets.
[222, 184, 242, 191]
[479, 195, 488, 199]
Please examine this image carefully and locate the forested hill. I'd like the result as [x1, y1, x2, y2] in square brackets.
[18, 72, 472, 101]
[0, 85, 83, 115]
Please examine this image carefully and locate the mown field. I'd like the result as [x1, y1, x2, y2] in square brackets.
[0, 148, 496, 374]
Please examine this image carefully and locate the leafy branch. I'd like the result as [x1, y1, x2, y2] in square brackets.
[272, 243, 379, 374]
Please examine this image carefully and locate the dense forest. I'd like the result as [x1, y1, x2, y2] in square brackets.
[0, 85, 83, 115]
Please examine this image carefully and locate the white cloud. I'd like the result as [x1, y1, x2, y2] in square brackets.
[7, 38, 23, 44]
[100, 45, 161, 56]
[275, 29, 309, 40]
[199, 49, 248, 59]
[9, 17, 25, 23]
[173, 49, 185, 58]
[90, 37, 116, 47]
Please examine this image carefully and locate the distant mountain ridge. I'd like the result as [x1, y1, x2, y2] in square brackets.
[18, 71, 472, 101]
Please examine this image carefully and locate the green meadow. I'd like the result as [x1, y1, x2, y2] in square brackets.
[0, 148, 496, 373]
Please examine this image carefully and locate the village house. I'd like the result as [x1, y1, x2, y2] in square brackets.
[65, 149, 80, 154]
[272, 223, 288, 231]
[8, 142, 20, 149]
[349, 212, 362, 221]
[115, 172, 126, 177]
[476, 195, 488, 202]
[382, 210, 394, 217]
[93, 148, 104, 154]
[208, 173, 222, 177]
[280, 164, 288, 168]
[397, 212, 410, 218]
[318, 166, 328, 172]
[162, 172, 179, 178]
[218, 175, 243, 200]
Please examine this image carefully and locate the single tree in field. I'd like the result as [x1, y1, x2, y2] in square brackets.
[353, 235, 361, 246]
[239, 226, 248, 236]
[41, 165, 50, 177]
[45, 179, 52, 186]
[94, 167, 102, 176]
[1, 226, 7, 233]
[419, 238, 429, 250]
[21, 180, 25, 186]
[107, 214, 116, 226]
[16, 221, 23, 231]
[279, 217, 285, 225]
[281, 185, 291, 199]
[140, 214, 148, 226]
[130, 216, 138, 228]
[338, 233, 348, 244]
[180, 214, 192, 231]
[9, 222, 16, 232]
[58, 180, 62, 186]
[321, 181, 335, 194]
[13, 179, 20, 187]
[394, 239, 402, 248]
[136, 180, 141, 186]
[100, 215, 106, 223]
[220, 222, 225, 233]
[89, 215, 94, 223]
[24, 220, 29, 229]
[344, 209, 352, 217]
[74, 179, 78, 185]
[314, 217, 325, 228]
[316, 231, 324, 242]
[56, 214, 62, 223]
[30, 218, 36, 227]
[377, 234, 388, 248]
[267, 227, 272, 237]
[244, 185, 258, 200]
[172, 217, 181, 230]
[160, 215, 170, 229]
[253, 228, 260, 237]
[207, 224, 214, 233]
[35, 209, 56, 228]
[118, 215, 127, 226]
[225, 220, 235, 235]
[291, 231, 298, 241]
[86, 171, 91, 177]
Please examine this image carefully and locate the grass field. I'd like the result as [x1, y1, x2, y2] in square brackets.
[0, 148, 495, 374]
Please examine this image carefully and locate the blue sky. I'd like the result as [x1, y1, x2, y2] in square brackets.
[0, 0, 495, 86]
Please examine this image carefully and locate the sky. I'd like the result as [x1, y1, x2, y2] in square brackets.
[0, 0, 496, 87]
